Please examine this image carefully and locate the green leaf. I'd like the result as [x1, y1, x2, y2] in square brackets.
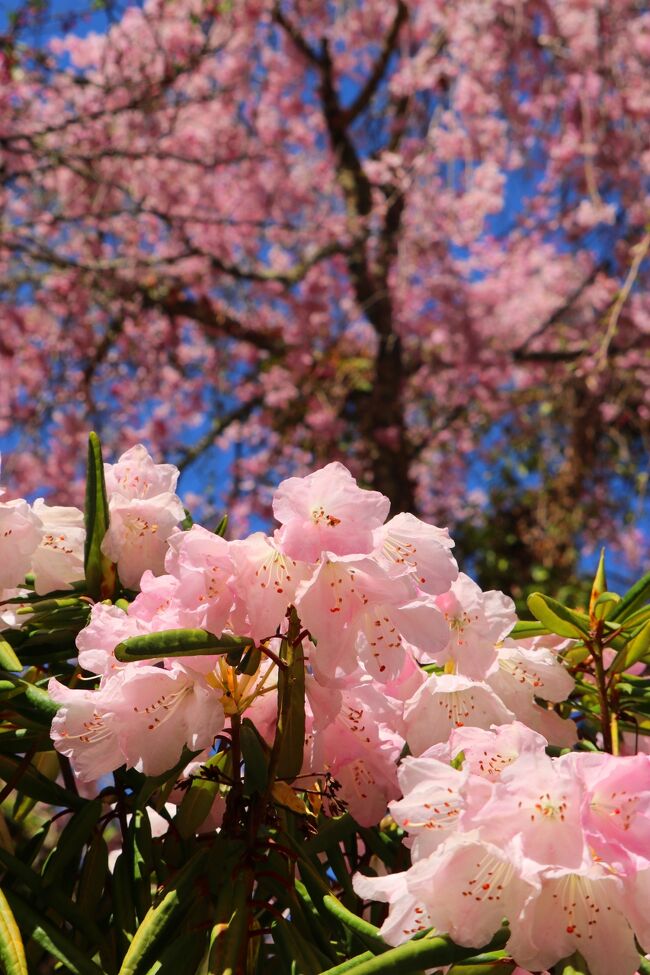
[555, 952, 589, 974]
[527, 593, 590, 639]
[237, 644, 261, 675]
[84, 432, 116, 600]
[610, 571, 650, 623]
[143, 929, 207, 975]
[589, 549, 607, 617]
[241, 719, 269, 796]
[508, 620, 549, 640]
[0, 846, 106, 950]
[317, 928, 510, 975]
[592, 591, 620, 621]
[117, 852, 205, 975]
[0, 675, 60, 721]
[115, 629, 253, 662]
[214, 514, 228, 538]
[42, 800, 102, 887]
[77, 833, 109, 919]
[0, 641, 22, 673]
[207, 864, 253, 975]
[128, 809, 153, 922]
[0, 754, 83, 809]
[272, 916, 329, 975]
[4, 890, 103, 975]
[615, 620, 650, 672]
[274, 615, 306, 782]
[321, 895, 388, 956]
[0, 888, 27, 975]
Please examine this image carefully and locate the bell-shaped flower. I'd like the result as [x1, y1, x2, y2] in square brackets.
[560, 751, 650, 868]
[103, 443, 180, 499]
[449, 722, 548, 781]
[405, 832, 538, 950]
[389, 752, 471, 859]
[372, 512, 458, 596]
[486, 641, 577, 747]
[352, 869, 433, 945]
[508, 861, 643, 975]
[0, 498, 43, 589]
[229, 532, 311, 643]
[30, 499, 85, 594]
[101, 445, 185, 589]
[309, 678, 404, 826]
[404, 673, 514, 754]
[164, 526, 235, 635]
[273, 462, 390, 562]
[49, 676, 127, 782]
[116, 662, 225, 777]
[433, 573, 516, 678]
[296, 554, 448, 682]
[464, 752, 587, 869]
[101, 493, 185, 589]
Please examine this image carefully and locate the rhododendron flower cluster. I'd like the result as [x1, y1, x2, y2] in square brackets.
[3, 441, 647, 973]
[354, 725, 650, 975]
[41, 449, 574, 815]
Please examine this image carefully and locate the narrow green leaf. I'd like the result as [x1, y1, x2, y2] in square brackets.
[589, 549, 607, 617]
[237, 644, 261, 675]
[0, 754, 83, 809]
[272, 916, 328, 975]
[508, 620, 549, 640]
[43, 800, 102, 887]
[214, 514, 228, 538]
[129, 809, 153, 921]
[0, 675, 60, 721]
[115, 629, 253, 662]
[143, 929, 207, 975]
[117, 852, 205, 975]
[0, 846, 106, 950]
[610, 571, 650, 623]
[0, 641, 22, 673]
[4, 890, 103, 975]
[615, 620, 650, 673]
[84, 432, 116, 600]
[241, 719, 269, 796]
[555, 952, 589, 974]
[527, 593, 590, 639]
[317, 927, 510, 975]
[0, 888, 27, 975]
[322, 895, 388, 955]
[274, 617, 306, 782]
[77, 833, 109, 919]
[207, 864, 253, 975]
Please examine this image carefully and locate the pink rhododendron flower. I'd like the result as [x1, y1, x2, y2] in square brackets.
[50, 663, 224, 780]
[103, 444, 180, 499]
[163, 526, 235, 635]
[101, 445, 185, 589]
[0, 499, 43, 589]
[49, 676, 127, 782]
[296, 554, 448, 682]
[403, 673, 514, 753]
[372, 512, 458, 596]
[30, 499, 85, 594]
[432, 573, 516, 678]
[101, 494, 185, 589]
[508, 863, 641, 975]
[229, 532, 310, 643]
[406, 833, 538, 949]
[273, 462, 390, 562]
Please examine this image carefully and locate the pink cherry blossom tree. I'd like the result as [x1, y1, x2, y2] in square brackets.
[1, 0, 649, 591]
